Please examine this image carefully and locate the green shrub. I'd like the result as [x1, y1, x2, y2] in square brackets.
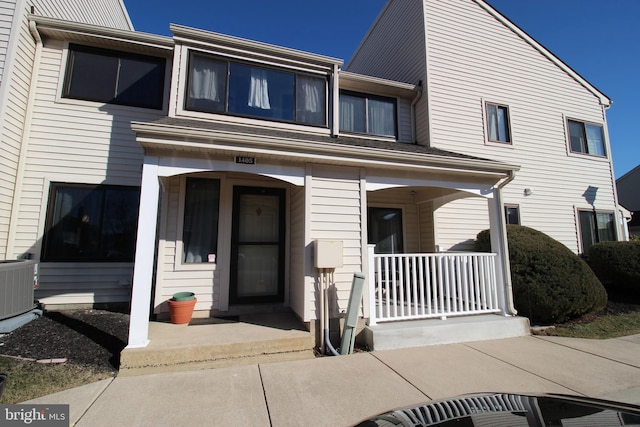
[588, 241, 640, 298]
[475, 225, 607, 324]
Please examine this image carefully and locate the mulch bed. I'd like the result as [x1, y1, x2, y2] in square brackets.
[0, 309, 129, 374]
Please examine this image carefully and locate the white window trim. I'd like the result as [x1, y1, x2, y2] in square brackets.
[173, 46, 331, 134]
[482, 98, 514, 147]
[564, 115, 609, 160]
[174, 174, 222, 272]
[575, 206, 617, 254]
[504, 203, 521, 225]
[367, 204, 406, 253]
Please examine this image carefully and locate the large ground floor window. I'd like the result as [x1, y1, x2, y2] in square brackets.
[42, 183, 140, 261]
[182, 177, 221, 263]
[578, 209, 616, 254]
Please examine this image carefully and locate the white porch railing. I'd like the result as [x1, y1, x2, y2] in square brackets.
[367, 249, 500, 325]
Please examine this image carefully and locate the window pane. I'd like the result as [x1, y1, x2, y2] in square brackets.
[183, 178, 220, 263]
[339, 94, 366, 133]
[568, 120, 586, 153]
[368, 98, 395, 137]
[66, 50, 118, 102]
[487, 104, 510, 142]
[43, 185, 140, 262]
[579, 210, 597, 254]
[504, 206, 520, 225]
[116, 57, 165, 109]
[486, 104, 498, 141]
[101, 188, 140, 259]
[596, 212, 615, 242]
[296, 75, 326, 126]
[585, 124, 605, 156]
[497, 106, 510, 142]
[187, 55, 227, 113]
[228, 63, 294, 120]
[368, 207, 403, 254]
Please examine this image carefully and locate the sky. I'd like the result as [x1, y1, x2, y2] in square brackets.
[123, 0, 639, 179]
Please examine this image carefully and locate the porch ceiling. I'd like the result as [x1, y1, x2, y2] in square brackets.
[133, 117, 519, 181]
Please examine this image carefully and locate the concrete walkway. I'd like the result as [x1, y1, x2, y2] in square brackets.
[24, 334, 640, 426]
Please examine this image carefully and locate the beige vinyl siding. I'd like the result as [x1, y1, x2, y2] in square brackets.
[32, 0, 131, 30]
[0, 0, 17, 82]
[154, 176, 222, 314]
[289, 184, 306, 320]
[397, 97, 412, 143]
[0, 2, 34, 259]
[309, 165, 362, 320]
[348, 0, 429, 144]
[36, 263, 133, 304]
[425, 0, 617, 253]
[16, 39, 166, 304]
[435, 197, 488, 252]
[367, 188, 419, 252]
[418, 200, 435, 252]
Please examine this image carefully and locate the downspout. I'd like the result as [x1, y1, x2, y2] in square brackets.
[495, 170, 517, 315]
[410, 81, 423, 143]
[6, 19, 43, 259]
[600, 103, 626, 241]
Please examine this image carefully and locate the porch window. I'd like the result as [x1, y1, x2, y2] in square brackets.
[339, 91, 396, 137]
[63, 44, 165, 110]
[186, 52, 326, 126]
[183, 178, 221, 263]
[485, 102, 511, 143]
[578, 209, 615, 254]
[368, 207, 403, 254]
[42, 183, 140, 262]
[504, 205, 520, 225]
[568, 119, 606, 157]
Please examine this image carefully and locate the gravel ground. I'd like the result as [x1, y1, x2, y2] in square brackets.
[0, 309, 129, 374]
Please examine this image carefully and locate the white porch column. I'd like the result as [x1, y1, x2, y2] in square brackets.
[487, 187, 517, 316]
[127, 156, 160, 348]
[367, 244, 376, 326]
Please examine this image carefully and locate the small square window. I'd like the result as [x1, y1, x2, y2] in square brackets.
[568, 119, 606, 157]
[486, 103, 511, 143]
[504, 205, 520, 225]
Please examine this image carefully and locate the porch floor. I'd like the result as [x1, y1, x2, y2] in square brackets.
[119, 312, 315, 376]
[363, 314, 530, 351]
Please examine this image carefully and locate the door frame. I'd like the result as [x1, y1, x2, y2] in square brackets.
[229, 186, 286, 304]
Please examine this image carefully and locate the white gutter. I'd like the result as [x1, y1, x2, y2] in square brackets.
[410, 81, 424, 143]
[495, 170, 517, 315]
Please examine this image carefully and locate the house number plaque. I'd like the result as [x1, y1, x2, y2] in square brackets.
[235, 156, 256, 165]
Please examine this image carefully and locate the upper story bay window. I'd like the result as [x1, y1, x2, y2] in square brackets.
[186, 52, 327, 126]
[339, 91, 396, 138]
[568, 119, 606, 157]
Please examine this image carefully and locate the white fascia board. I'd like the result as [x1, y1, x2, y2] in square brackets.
[339, 71, 418, 98]
[170, 24, 343, 70]
[29, 14, 174, 51]
[131, 121, 519, 179]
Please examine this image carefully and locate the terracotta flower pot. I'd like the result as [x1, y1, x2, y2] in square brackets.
[167, 298, 197, 324]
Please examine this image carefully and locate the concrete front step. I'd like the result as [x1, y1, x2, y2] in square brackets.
[119, 313, 315, 376]
[363, 314, 530, 351]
